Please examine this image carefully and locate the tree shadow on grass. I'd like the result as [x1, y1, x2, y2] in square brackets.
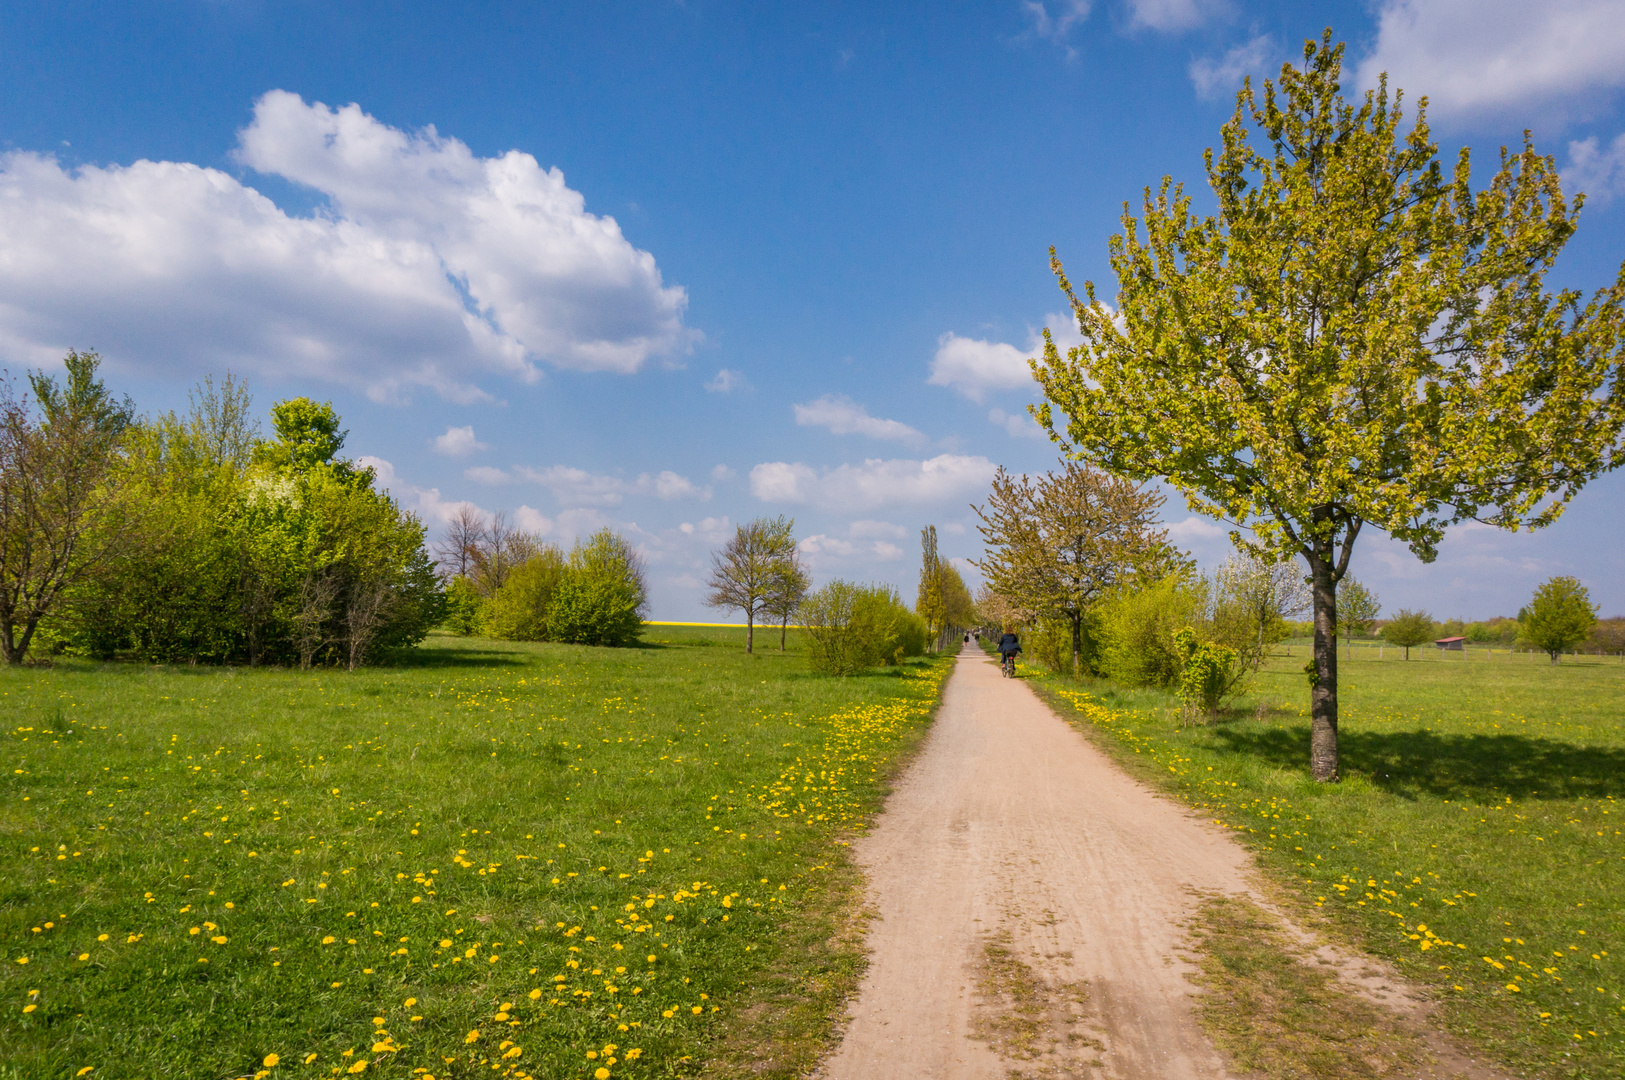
[376, 643, 531, 670]
[1209, 725, 1625, 802]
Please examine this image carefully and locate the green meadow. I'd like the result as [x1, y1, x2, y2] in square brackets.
[1027, 645, 1624, 1079]
[0, 628, 948, 1080]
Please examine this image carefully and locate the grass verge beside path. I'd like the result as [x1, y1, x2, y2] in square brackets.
[0, 627, 949, 1080]
[1019, 650, 1623, 1080]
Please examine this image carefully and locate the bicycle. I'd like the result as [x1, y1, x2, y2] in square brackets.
[1000, 652, 1016, 678]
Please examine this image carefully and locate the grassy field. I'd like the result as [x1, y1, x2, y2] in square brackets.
[0, 627, 949, 1080]
[1021, 646, 1624, 1080]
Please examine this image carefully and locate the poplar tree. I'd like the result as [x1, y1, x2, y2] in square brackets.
[916, 526, 946, 650]
[1033, 33, 1625, 780]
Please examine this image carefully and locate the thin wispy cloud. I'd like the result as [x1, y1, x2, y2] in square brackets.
[1190, 35, 1272, 101]
[706, 368, 745, 392]
[749, 454, 997, 512]
[1566, 132, 1625, 205]
[472, 463, 712, 506]
[792, 394, 925, 445]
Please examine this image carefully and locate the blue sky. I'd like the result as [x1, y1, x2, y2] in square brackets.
[3, 0, 1624, 620]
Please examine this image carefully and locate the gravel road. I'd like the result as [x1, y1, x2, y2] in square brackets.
[819, 643, 1258, 1079]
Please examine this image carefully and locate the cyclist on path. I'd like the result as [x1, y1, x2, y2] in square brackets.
[997, 628, 1021, 676]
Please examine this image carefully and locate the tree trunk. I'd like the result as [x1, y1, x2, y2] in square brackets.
[746, 613, 754, 654]
[1549, 650, 1560, 665]
[1308, 546, 1339, 782]
[779, 617, 787, 651]
[1070, 611, 1083, 678]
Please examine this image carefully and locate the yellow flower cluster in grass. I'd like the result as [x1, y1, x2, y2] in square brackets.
[6, 663, 948, 1080]
[1046, 685, 1621, 1049]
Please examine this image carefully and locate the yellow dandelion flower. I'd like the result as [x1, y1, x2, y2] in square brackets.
[262, 1054, 280, 1067]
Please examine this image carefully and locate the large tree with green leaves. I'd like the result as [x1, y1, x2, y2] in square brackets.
[1032, 33, 1625, 781]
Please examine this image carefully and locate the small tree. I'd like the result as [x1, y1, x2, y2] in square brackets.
[1214, 553, 1311, 671]
[1382, 609, 1434, 660]
[1033, 34, 1625, 780]
[705, 516, 795, 653]
[916, 526, 947, 649]
[1520, 576, 1597, 664]
[436, 505, 488, 580]
[0, 351, 136, 664]
[1337, 577, 1382, 657]
[762, 541, 809, 652]
[973, 462, 1177, 675]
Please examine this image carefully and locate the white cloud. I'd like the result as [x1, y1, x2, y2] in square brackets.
[749, 454, 997, 512]
[0, 90, 692, 402]
[359, 455, 485, 525]
[706, 368, 745, 392]
[799, 533, 908, 563]
[849, 519, 908, 540]
[1126, 0, 1228, 31]
[1189, 35, 1272, 100]
[989, 406, 1047, 440]
[928, 333, 1035, 402]
[1166, 516, 1227, 543]
[927, 313, 1080, 402]
[679, 516, 733, 543]
[710, 464, 736, 482]
[1566, 132, 1625, 205]
[1023, 0, 1092, 46]
[792, 394, 925, 444]
[432, 424, 488, 457]
[507, 464, 710, 506]
[1356, 0, 1625, 126]
[652, 471, 706, 500]
[464, 465, 512, 485]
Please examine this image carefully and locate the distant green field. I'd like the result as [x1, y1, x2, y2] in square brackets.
[0, 628, 946, 1080]
[1028, 647, 1624, 1079]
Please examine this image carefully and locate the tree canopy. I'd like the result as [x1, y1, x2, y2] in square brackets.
[973, 461, 1176, 675]
[1032, 32, 1625, 780]
[1520, 575, 1597, 664]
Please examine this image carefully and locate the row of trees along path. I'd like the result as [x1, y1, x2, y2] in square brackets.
[1031, 33, 1625, 781]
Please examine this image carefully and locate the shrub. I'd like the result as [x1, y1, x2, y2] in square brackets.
[482, 548, 566, 641]
[1094, 573, 1204, 688]
[801, 581, 922, 674]
[442, 575, 484, 636]
[1174, 627, 1240, 717]
[544, 530, 647, 648]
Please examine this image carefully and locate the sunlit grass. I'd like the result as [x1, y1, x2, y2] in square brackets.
[0, 628, 947, 1080]
[1026, 647, 1624, 1079]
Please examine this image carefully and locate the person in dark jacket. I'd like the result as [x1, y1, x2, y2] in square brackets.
[997, 629, 1020, 671]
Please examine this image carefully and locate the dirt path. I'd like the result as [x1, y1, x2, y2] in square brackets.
[819, 645, 1254, 1079]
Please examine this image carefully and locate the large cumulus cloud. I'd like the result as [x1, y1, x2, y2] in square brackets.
[0, 91, 692, 402]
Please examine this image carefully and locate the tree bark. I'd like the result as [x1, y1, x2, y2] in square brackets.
[746, 613, 754, 654]
[1070, 611, 1083, 678]
[1308, 542, 1339, 782]
[780, 617, 788, 651]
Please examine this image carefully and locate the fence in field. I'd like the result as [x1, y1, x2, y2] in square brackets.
[1279, 638, 1625, 663]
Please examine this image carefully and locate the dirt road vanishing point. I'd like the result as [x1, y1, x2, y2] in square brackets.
[818, 644, 1508, 1080]
[819, 642, 1252, 1079]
